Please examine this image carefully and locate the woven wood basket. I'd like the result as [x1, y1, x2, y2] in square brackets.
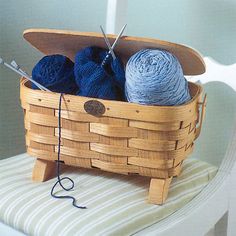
[20, 29, 206, 204]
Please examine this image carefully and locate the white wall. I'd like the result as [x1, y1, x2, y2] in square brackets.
[126, 0, 236, 65]
[0, 0, 108, 158]
[0, 0, 235, 158]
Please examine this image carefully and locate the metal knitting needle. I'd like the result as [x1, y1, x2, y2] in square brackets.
[100, 25, 116, 60]
[11, 60, 29, 77]
[11, 60, 33, 81]
[9, 60, 50, 91]
[101, 24, 127, 66]
[11, 60, 20, 70]
[0, 57, 50, 92]
[11, 60, 34, 82]
[110, 24, 127, 52]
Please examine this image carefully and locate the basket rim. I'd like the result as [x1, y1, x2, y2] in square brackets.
[20, 78, 203, 123]
[21, 78, 202, 108]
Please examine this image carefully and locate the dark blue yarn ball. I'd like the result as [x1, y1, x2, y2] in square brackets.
[32, 55, 78, 94]
[74, 46, 125, 100]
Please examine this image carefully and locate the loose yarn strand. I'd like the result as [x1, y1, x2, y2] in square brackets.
[50, 93, 87, 209]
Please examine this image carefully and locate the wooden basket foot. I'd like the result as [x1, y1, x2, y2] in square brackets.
[148, 177, 173, 205]
[32, 159, 56, 182]
[173, 162, 183, 177]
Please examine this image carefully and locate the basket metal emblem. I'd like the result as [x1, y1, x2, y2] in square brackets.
[84, 100, 106, 117]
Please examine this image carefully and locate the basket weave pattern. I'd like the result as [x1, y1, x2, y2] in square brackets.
[21, 79, 204, 180]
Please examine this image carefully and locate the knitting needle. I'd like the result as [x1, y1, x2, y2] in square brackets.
[11, 60, 21, 70]
[100, 25, 116, 60]
[0, 57, 50, 92]
[11, 60, 47, 91]
[101, 24, 127, 66]
[110, 24, 127, 52]
[11, 60, 33, 80]
[9, 60, 50, 92]
[11, 60, 34, 82]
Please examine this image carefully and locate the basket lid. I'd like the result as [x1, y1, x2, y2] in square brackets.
[23, 28, 205, 75]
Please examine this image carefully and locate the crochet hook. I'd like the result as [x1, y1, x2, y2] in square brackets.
[100, 25, 116, 60]
[101, 24, 127, 67]
[0, 57, 50, 92]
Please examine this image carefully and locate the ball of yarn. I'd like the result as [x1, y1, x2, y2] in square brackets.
[125, 49, 191, 106]
[32, 55, 78, 94]
[74, 46, 125, 100]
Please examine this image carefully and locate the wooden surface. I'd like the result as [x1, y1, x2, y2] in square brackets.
[148, 177, 173, 204]
[32, 159, 56, 181]
[21, 79, 202, 123]
[23, 28, 205, 75]
[21, 29, 206, 204]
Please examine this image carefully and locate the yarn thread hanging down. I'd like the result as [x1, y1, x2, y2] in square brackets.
[32, 55, 78, 94]
[74, 46, 125, 101]
[51, 93, 86, 209]
[125, 49, 191, 106]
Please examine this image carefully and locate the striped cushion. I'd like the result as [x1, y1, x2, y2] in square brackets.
[0, 154, 217, 236]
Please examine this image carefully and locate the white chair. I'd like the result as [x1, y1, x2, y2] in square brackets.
[0, 57, 235, 236]
[104, 2, 236, 234]
[135, 57, 236, 236]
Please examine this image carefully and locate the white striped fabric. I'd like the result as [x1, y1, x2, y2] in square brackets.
[0, 153, 217, 236]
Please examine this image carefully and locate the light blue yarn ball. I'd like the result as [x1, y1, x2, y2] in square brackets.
[125, 49, 191, 106]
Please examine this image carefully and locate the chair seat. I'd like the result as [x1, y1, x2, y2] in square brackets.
[0, 154, 217, 236]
